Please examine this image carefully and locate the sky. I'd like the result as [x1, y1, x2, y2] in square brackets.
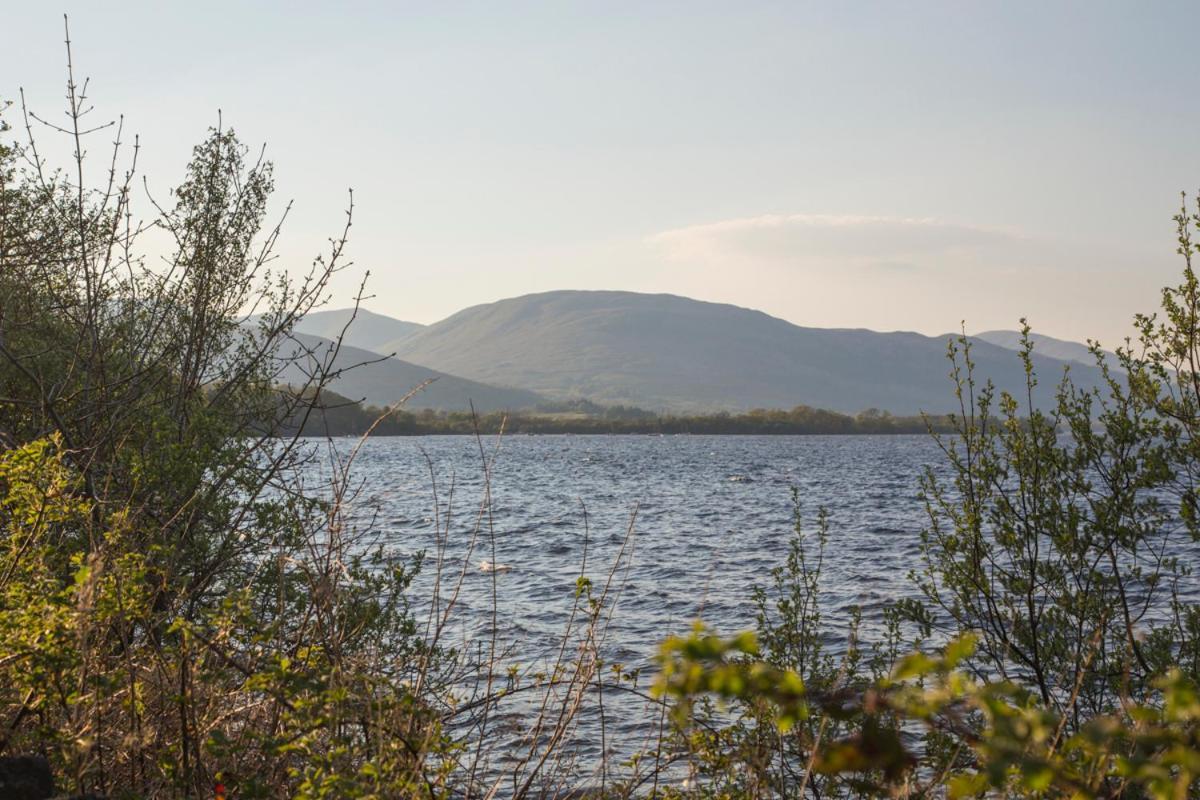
[4, 2, 1199, 347]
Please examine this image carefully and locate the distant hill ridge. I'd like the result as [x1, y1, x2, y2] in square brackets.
[973, 329, 1116, 367]
[330, 289, 1112, 414]
[290, 307, 424, 353]
[272, 332, 546, 412]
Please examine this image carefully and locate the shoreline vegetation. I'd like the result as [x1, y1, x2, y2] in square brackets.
[280, 391, 960, 436]
[7, 25, 1200, 799]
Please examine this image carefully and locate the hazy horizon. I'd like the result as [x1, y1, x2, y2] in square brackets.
[6, 2, 1199, 348]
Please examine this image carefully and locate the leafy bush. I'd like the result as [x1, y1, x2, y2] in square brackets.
[0, 41, 466, 797]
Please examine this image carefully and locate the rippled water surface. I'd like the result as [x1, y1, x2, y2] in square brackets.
[320, 433, 1193, 781]
[344, 434, 944, 669]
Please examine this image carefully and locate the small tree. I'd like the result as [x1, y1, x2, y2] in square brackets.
[0, 25, 453, 798]
[914, 323, 1180, 725]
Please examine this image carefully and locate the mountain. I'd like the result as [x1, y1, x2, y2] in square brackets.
[388, 290, 1111, 414]
[973, 330, 1115, 367]
[290, 308, 424, 354]
[274, 332, 546, 412]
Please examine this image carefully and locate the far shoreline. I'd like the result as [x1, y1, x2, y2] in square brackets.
[277, 389, 960, 437]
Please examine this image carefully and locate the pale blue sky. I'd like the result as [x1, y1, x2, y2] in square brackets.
[5, 2, 1198, 345]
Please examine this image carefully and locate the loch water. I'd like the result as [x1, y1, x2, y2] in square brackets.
[330, 434, 949, 772]
[350, 434, 944, 648]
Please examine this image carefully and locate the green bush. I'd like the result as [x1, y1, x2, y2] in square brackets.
[0, 55, 458, 796]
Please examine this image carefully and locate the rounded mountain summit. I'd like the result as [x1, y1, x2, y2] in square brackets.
[294, 291, 1108, 415]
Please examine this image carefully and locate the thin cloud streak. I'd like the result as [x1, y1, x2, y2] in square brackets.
[649, 214, 1027, 271]
[640, 212, 1165, 346]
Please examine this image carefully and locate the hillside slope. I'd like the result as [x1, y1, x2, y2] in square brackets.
[290, 308, 424, 354]
[274, 332, 546, 412]
[390, 290, 1109, 414]
[974, 329, 1116, 367]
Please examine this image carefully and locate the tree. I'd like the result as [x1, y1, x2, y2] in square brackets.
[0, 27, 452, 798]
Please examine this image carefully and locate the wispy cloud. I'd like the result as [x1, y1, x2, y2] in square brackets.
[649, 214, 1026, 273]
[635, 212, 1160, 344]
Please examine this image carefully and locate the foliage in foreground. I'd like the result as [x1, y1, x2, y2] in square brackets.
[658, 630, 1200, 798]
[0, 64, 461, 795]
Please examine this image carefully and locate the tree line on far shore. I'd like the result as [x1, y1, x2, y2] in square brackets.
[278, 391, 958, 436]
